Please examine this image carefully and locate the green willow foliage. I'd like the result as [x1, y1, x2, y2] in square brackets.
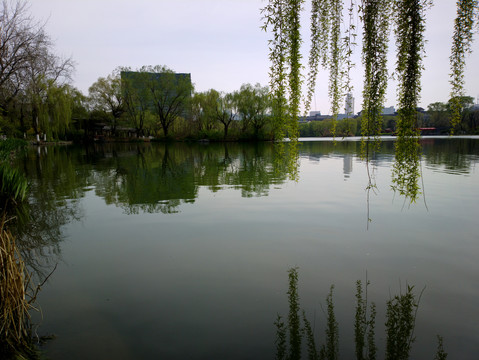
[359, 0, 392, 156]
[305, 0, 351, 135]
[328, 0, 343, 134]
[262, 0, 302, 180]
[262, 0, 304, 142]
[391, 0, 431, 202]
[304, 0, 329, 117]
[449, 0, 479, 133]
[263, 1, 478, 202]
[343, 0, 357, 111]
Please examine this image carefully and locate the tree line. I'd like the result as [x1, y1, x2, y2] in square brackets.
[2, 0, 477, 145]
[300, 96, 479, 138]
[87, 66, 273, 141]
[0, 1, 275, 142]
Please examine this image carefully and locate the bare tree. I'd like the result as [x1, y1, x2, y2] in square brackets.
[0, 0, 74, 135]
[1, 1, 47, 113]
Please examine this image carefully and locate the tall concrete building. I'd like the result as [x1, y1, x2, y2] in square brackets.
[345, 93, 354, 117]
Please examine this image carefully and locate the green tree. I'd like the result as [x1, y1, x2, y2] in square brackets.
[236, 83, 271, 139]
[140, 65, 193, 138]
[191, 90, 218, 134]
[427, 102, 450, 129]
[214, 91, 237, 139]
[120, 67, 151, 136]
[41, 81, 73, 139]
[88, 71, 125, 136]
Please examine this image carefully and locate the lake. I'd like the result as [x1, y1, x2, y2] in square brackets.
[15, 137, 479, 359]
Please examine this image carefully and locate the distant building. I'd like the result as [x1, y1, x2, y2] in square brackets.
[381, 106, 395, 115]
[345, 93, 354, 117]
[299, 112, 332, 123]
[472, 96, 479, 110]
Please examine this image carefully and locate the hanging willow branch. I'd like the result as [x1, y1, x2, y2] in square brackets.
[360, 0, 392, 158]
[262, 0, 304, 142]
[261, 0, 289, 142]
[328, 0, 344, 135]
[342, 0, 358, 115]
[304, 0, 331, 116]
[391, 0, 431, 203]
[262, 0, 302, 179]
[449, 0, 479, 133]
[285, 0, 305, 142]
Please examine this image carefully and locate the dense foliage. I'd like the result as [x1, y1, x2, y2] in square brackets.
[262, 0, 478, 201]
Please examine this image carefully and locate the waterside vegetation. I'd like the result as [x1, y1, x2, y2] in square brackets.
[275, 267, 447, 360]
[0, 138, 45, 358]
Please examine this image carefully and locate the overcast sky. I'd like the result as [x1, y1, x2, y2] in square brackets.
[28, 0, 479, 114]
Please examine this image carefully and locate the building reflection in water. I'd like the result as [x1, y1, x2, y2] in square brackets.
[343, 154, 353, 180]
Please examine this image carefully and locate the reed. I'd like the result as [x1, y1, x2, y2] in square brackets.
[0, 215, 36, 358]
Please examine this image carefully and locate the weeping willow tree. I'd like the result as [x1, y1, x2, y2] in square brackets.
[41, 82, 73, 140]
[262, 0, 478, 202]
[31, 79, 73, 141]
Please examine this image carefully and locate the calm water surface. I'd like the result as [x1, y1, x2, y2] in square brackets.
[15, 137, 479, 359]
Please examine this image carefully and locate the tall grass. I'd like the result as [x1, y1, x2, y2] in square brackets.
[0, 215, 34, 357]
[275, 268, 447, 360]
[0, 139, 43, 358]
[0, 139, 27, 163]
[0, 139, 29, 211]
[0, 165, 29, 207]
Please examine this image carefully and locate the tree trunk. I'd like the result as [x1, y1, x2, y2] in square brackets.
[223, 123, 229, 139]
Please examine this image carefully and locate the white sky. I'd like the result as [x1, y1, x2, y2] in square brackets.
[28, 0, 479, 114]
